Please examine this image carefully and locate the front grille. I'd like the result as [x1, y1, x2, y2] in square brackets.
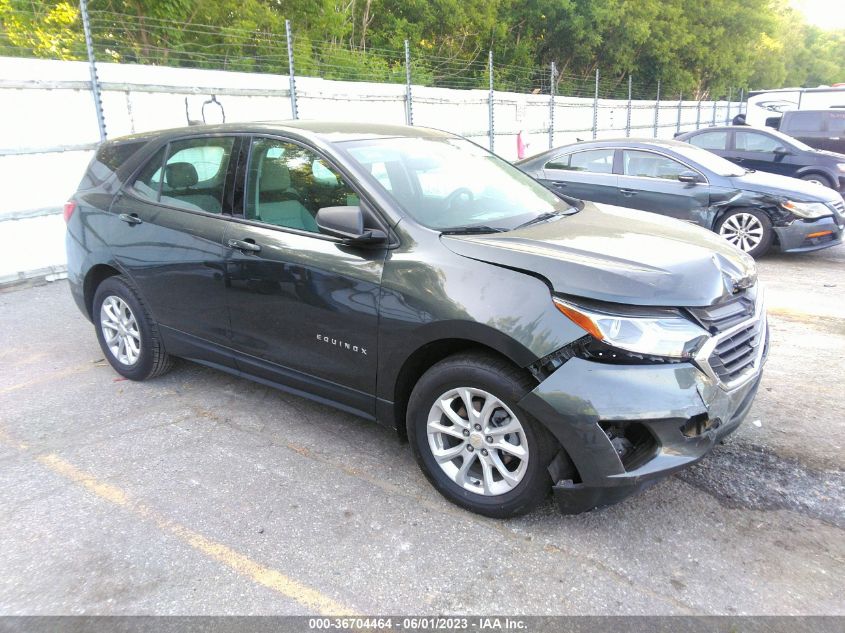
[708, 318, 766, 383]
[831, 199, 845, 218]
[688, 293, 755, 334]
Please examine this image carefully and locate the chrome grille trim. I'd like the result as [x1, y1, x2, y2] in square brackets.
[694, 289, 768, 392]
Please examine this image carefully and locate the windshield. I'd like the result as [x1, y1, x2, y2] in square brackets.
[341, 136, 576, 231]
[673, 143, 747, 176]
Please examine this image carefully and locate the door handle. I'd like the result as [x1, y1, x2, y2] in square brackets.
[552, 181, 568, 188]
[620, 189, 637, 196]
[119, 213, 142, 225]
[730, 157, 745, 162]
[227, 238, 261, 253]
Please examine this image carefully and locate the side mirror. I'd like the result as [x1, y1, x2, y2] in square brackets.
[678, 171, 701, 184]
[316, 205, 387, 245]
[773, 146, 791, 156]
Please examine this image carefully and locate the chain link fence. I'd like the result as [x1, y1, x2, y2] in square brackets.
[0, 3, 746, 283]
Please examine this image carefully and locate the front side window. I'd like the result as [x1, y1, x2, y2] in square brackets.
[735, 131, 781, 153]
[622, 150, 690, 180]
[688, 131, 728, 150]
[342, 136, 575, 231]
[785, 111, 823, 133]
[246, 138, 359, 233]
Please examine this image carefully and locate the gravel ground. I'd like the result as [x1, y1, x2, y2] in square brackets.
[0, 244, 843, 616]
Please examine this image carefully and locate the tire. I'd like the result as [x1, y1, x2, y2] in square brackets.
[406, 351, 563, 518]
[715, 208, 773, 258]
[800, 173, 835, 189]
[93, 275, 173, 381]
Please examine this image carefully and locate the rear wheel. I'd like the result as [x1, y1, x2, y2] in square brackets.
[93, 276, 173, 381]
[800, 173, 834, 189]
[716, 208, 773, 258]
[407, 352, 563, 518]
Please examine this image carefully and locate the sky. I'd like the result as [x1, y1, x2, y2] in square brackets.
[791, 0, 845, 30]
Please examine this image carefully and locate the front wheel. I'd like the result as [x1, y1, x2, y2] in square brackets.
[716, 208, 773, 258]
[407, 352, 563, 518]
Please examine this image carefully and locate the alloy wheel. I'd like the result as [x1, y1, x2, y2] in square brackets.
[427, 387, 529, 496]
[100, 295, 141, 366]
[719, 213, 764, 253]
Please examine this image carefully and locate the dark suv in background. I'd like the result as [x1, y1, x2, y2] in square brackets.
[66, 122, 767, 517]
[778, 109, 845, 155]
[677, 125, 845, 193]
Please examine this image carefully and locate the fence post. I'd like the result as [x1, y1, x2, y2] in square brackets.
[695, 99, 701, 129]
[712, 98, 717, 127]
[549, 62, 556, 149]
[285, 20, 298, 120]
[653, 80, 660, 137]
[79, 0, 106, 141]
[726, 87, 732, 124]
[404, 39, 413, 126]
[625, 75, 632, 137]
[592, 68, 599, 140]
[676, 92, 683, 134]
[488, 50, 494, 152]
[740, 88, 746, 118]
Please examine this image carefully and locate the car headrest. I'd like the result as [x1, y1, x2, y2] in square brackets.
[165, 162, 199, 188]
[260, 159, 291, 192]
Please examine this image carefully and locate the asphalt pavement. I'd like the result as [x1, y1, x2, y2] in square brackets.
[0, 245, 843, 616]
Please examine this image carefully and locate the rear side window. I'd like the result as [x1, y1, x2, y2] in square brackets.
[547, 149, 614, 173]
[131, 138, 235, 213]
[81, 140, 146, 188]
[783, 112, 823, 134]
[688, 131, 727, 150]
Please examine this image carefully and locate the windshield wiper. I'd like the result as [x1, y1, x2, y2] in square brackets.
[513, 211, 562, 230]
[440, 225, 508, 235]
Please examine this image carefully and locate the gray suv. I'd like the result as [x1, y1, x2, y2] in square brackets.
[66, 122, 767, 517]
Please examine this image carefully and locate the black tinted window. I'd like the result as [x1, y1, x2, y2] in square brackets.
[82, 140, 146, 188]
[545, 155, 569, 170]
[829, 111, 845, 134]
[784, 112, 823, 133]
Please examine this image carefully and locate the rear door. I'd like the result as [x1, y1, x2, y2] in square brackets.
[686, 129, 731, 159]
[222, 136, 388, 417]
[616, 149, 710, 223]
[110, 135, 240, 364]
[539, 148, 619, 203]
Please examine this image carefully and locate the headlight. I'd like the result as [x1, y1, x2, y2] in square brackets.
[837, 163, 845, 173]
[553, 298, 709, 360]
[781, 200, 833, 219]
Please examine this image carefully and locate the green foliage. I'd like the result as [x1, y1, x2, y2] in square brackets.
[1, 0, 842, 94]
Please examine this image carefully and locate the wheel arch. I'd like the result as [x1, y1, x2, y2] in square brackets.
[794, 168, 836, 188]
[387, 336, 536, 440]
[83, 263, 122, 319]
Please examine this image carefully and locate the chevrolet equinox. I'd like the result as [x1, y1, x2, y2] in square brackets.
[66, 122, 768, 517]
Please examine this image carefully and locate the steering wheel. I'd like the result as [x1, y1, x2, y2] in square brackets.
[444, 187, 474, 211]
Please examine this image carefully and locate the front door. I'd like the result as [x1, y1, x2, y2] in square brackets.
[732, 130, 798, 177]
[223, 136, 387, 417]
[616, 149, 711, 224]
[109, 136, 240, 364]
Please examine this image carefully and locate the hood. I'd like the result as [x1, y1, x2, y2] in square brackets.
[817, 149, 845, 161]
[441, 203, 756, 307]
[730, 170, 839, 203]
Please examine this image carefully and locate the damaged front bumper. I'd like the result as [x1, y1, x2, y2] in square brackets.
[518, 311, 768, 514]
[775, 215, 843, 252]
